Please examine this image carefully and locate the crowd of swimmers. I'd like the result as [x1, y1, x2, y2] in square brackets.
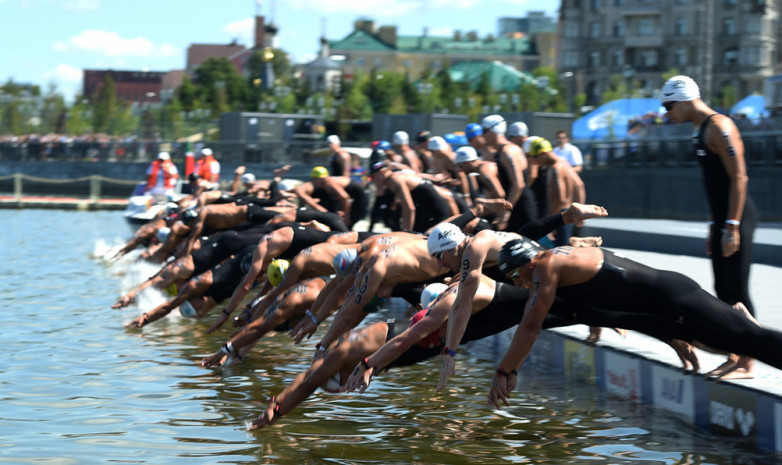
[111, 106, 782, 431]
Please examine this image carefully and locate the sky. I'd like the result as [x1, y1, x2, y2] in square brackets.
[0, 0, 558, 103]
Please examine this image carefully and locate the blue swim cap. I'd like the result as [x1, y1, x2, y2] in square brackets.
[377, 140, 391, 150]
[465, 123, 483, 140]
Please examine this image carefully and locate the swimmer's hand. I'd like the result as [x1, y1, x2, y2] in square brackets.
[201, 350, 228, 368]
[248, 398, 280, 431]
[488, 370, 517, 409]
[436, 354, 456, 392]
[342, 363, 374, 394]
[125, 313, 149, 329]
[289, 316, 318, 344]
[112, 293, 136, 309]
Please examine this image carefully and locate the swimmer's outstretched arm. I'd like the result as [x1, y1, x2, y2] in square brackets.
[249, 323, 386, 430]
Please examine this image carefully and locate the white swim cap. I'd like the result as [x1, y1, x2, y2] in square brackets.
[277, 179, 296, 192]
[201, 147, 213, 157]
[327, 134, 340, 145]
[392, 130, 410, 146]
[179, 300, 198, 318]
[156, 226, 171, 244]
[420, 282, 448, 309]
[507, 121, 529, 138]
[427, 222, 467, 255]
[241, 173, 256, 184]
[661, 75, 700, 103]
[454, 146, 479, 164]
[427, 136, 448, 151]
[481, 115, 506, 135]
[333, 248, 359, 278]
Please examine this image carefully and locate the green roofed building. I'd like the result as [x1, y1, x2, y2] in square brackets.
[447, 61, 538, 92]
[328, 19, 544, 80]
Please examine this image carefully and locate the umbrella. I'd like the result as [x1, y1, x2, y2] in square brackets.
[730, 94, 768, 121]
[572, 98, 664, 140]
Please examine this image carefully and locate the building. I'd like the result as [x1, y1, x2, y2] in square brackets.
[301, 37, 342, 93]
[447, 61, 538, 92]
[328, 20, 539, 79]
[558, 0, 782, 105]
[83, 70, 165, 106]
[498, 11, 558, 37]
[187, 15, 278, 80]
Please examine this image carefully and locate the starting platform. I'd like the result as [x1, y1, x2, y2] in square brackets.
[471, 217, 782, 455]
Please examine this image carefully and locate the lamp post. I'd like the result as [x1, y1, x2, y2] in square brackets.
[559, 71, 575, 113]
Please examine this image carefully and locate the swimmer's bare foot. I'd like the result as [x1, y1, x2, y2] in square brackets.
[733, 302, 760, 326]
[707, 353, 754, 380]
[561, 203, 608, 225]
[568, 236, 603, 248]
[474, 197, 512, 215]
[274, 164, 292, 177]
[668, 339, 700, 373]
[585, 326, 601, 344]
[301, 220, 330, 232]
[705, 302, 756, 380]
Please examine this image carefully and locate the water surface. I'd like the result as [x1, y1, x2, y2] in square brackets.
[1, 209, 780, 464]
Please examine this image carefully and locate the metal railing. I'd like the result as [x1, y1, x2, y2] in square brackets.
[0, 173, 141, 200]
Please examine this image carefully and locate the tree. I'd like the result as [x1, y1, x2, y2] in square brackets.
[92, 73, 118, 133]
[177, 76, 198, 112]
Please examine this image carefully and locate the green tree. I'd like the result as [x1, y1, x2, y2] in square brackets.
[65, 96, 92, 135]
[92, 73, 118, 133]
[177, 76, 198, 112]
[714, 84, 738, 109]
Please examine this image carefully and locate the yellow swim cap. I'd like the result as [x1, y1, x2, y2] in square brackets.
[522, 136, 553, 157]
[311, 166, 329, 178]
[164, 282, 178, 297]
[267, 259, 290, 286]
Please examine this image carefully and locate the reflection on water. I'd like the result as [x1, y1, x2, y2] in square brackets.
[0, 210, 780, 464]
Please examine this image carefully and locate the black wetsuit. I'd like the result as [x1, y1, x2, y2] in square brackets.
[344, 180, 369, 228]
[694, 114, 758, 314]
[190, 223, 297, 276]
[554, 249, 782, 369]
[329, 153, 347, 178]
[495, 144, 537, 231]
[277, 226, 341, 260]
[410, 180, 453, 233]
[203, 245, 256, 303]
[247, 205, 284, 225]
[295, 208, 349, 232]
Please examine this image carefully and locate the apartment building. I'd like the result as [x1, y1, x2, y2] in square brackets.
[558, 0, 781, 105]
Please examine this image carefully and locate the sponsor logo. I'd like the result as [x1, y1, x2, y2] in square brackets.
[604, 353, 640, 401]
[651, 365, 694, 421]
[564, 340, 594, 383]
[708, 386, 756, 437]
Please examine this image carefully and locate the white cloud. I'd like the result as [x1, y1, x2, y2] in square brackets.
[44, 64, 83, 84]
[285, 0, 422, 16]
[42, 64, 84, 101]
[64, 0, 100, 11]
[223, 18, 254, 42]
[58, 30, 180, 57]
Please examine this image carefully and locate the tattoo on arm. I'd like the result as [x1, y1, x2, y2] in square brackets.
[721, 130, 737, 158]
